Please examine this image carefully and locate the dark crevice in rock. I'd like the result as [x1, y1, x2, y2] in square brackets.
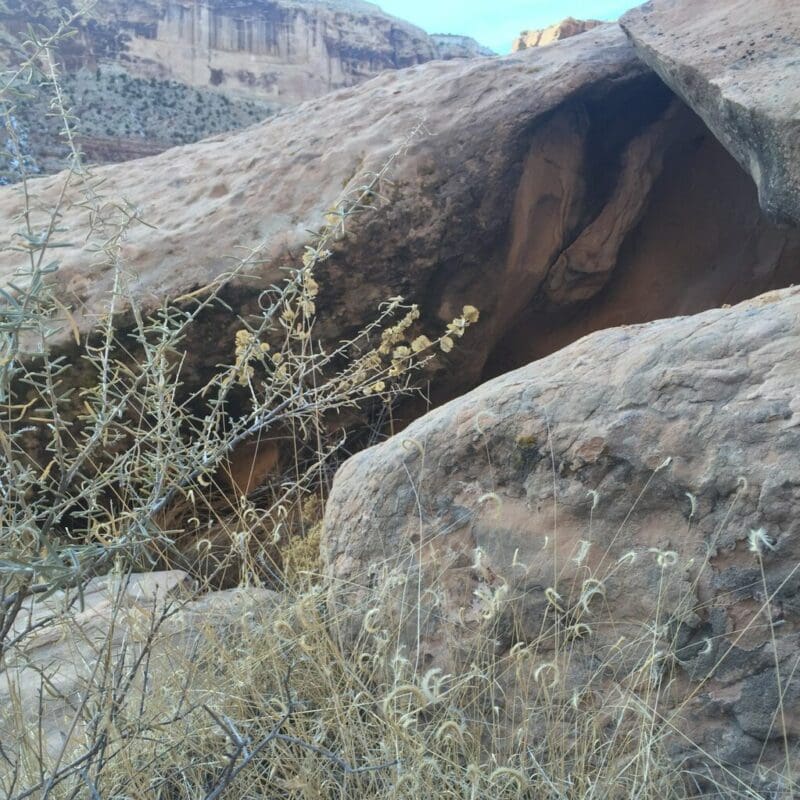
[481, 93, 800, 384]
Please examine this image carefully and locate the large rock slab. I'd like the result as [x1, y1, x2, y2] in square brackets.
[323, 286, 800, 790]
[1, 24, 798, 404]
[620, 0, 800, 226]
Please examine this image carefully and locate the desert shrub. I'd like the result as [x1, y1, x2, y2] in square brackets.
[0, 10, 480, 796]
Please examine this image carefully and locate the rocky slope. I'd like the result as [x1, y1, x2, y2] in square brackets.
[323, 285, 800, 792]
[0, 0, 490, 181]
[512, 17, 603, 51]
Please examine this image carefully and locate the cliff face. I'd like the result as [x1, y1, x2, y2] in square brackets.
[0, 0, 463, 181]
[512, 17, 603, 51]
[2, 0, 437, 98]
[72, 0, 438, 101]
[431, 34, 494, 60]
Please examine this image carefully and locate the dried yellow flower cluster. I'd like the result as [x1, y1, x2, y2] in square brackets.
[463, 305, 480, 324]
[361, 303, 480, 396]
[441, 305, 479, 353]
[233, 329, 270, 386]
[378, 305, 421, 356]
[304, 274, 319, 298]
[411, 335, 432, 352]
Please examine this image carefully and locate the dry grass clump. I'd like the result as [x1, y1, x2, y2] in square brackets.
[4, 528, 791, 799]
[320, 486, 799, 800]
[0, 569, 685, 799]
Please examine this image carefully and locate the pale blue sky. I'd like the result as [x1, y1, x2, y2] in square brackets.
[375, 0, 635, 54]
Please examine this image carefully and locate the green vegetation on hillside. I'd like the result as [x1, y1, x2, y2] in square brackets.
[1, 66, 273, 183]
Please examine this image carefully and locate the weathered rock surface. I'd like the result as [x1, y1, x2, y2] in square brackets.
[620, 0, 800, 227]
[322, 286, 800, 790]
[512, 17, 603, 51]
[1, 24, 798, 407]
[431, 34, 494, 60]
[0, 571, 277, 761]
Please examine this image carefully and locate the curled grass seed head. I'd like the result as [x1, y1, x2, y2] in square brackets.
[398, 712, 417, 729]
[579, 578, 606, 614]
[565, 622, 593, 639]
[478, 491, 502, 515]
[435, 719, 466, 744]
[421, 667, 451, 703]
[510, 642, 531, 659]
[533, 662, 560, 688]
[648, 548, 678, 568]
[572, 538, 591, 565]
[545, 587, 565, 614]
[466, 764, 483, 785]
[748, 527, 777, 555]
[474, 410, 494, 435]
[272, 619, 295, 641]
[489, 767, 528, 791]
[474, 582, 509, 620]
[402, 438, 424, 458]
[382, 684, 429, 716]
[363, 608, 381, 634]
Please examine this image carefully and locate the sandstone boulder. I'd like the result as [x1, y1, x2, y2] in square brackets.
[323, 286, 800, 790]
[1, 24, 798, 407]
[621, 0, 800, 226]
[512, 17, 603, 51]
[0, 571, 277, 762]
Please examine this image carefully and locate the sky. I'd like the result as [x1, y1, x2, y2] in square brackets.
[373, 0, 634, 54]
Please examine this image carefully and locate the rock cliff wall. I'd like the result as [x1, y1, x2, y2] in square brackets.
[431, 33, 494, 59]
[76, 0, 437, 100]
[0, 0, 491, 181]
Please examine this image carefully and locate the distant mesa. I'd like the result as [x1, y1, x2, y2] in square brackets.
[512, 17, 604, 51]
